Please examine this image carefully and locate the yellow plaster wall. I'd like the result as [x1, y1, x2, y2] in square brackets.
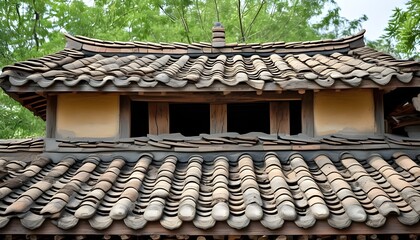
[314, 89, 375, 136]
[56, 94, 119, 138]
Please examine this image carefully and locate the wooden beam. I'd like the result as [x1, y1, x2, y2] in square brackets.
[32, 103, 47, 109]
[131, 92, 301, 103]
[374, 89, 384, 134]
[23, 96, 45, 106]
[270, 102, 290, 134]
[17, 93, 41, 101]
[119, 96, 131, 138]
[149, 103, 169, 134]
[46, 95, 57, 138]
[301, 91, 314, 137]
[210, 104, 227, 133]
[0, 218, 419, 236]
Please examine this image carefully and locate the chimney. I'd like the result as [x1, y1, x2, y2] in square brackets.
[212, 22, 225, 48]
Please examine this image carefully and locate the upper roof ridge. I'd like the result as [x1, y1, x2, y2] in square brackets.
[64, 29, 366, 55]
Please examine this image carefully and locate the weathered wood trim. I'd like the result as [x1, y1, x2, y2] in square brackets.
[131, 91, 301, 103]
[210, 104, 227, 133]
[149, 103, 169, 134]
[0, 218, 419, 236]
[6, 77, 420, 93]
[119, 95, 131, 138]
[270, 102, 290, 134]
[374, 89, 385, 134]
[301, 91, 314, 137]
[46, 95, 57, 138]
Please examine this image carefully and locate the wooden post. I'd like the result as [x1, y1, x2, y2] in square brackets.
[119, 95, 131, 138]
[210, 104, 227, 133]
[149, 103, 169, 134]
[270, 102, 290, 134]
[46, 95, 57, 138]
[374, 89, 385, 134]
[302, 91, 314, 137]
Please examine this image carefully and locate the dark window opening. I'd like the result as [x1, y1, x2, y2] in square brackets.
[131, 101, 149, 137]
[384, 87, 420, 136]
[289, 100, 302, 135]
[227, 102, 270, 134]
[170, 103, 210, 136]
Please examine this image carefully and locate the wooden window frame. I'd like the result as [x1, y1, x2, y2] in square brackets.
[270, 102, 290, 135]
[210, 104, 227, 134]
[129, 91, 314, 136]
[46, 95, 57, 138]
[374, 89, 385, 134]
[148, 102, 170, 135]
[119, 95, 131, 138]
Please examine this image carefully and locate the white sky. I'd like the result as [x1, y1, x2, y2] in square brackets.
[335, 0, 409, 40]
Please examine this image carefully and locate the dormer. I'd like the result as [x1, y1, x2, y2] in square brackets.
[1, 28, 419, 140]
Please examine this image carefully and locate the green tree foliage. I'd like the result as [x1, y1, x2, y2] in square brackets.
[385, 0, 419, 58]
[370, 0, 419, 59]
[0, 91, 45, 138]
[0, 0, 367, 139]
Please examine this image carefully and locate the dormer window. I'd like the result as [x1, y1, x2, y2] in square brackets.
[170, 103, 210, 136]
[128, 92, 306, 137]
[227, 102, 270, 134]
[131, 101, 149, 137]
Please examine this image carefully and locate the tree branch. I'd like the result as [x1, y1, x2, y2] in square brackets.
[159, 5, 177, 22]
[214, 0, 220, 22]
[194, 0, 205, 32]
[237, 0, 245, 42]
[176, 5, 192, 43]
[15, 3, 21, 24]
[32, 0, 40, 51]
[245, 0, 266, 37]
[278, 0, 298, 40]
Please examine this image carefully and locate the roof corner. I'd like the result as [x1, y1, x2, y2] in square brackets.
[64, 33, 83, 50]
[348, 29, 366, 49]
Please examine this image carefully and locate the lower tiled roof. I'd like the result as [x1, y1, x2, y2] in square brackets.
[0, 138, 43, 152]
[0, 136, 419, 233]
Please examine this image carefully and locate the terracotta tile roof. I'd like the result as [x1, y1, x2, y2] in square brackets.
[0, 138, 43, 153]
[47, 133, 420, 152]
[2, 32, 419, 92]
[1, 30, 419, 119]
[2, 47, 418, 90]
[0, 134, 419, 234]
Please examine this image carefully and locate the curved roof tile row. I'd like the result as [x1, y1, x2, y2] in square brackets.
[0, 151, 419, 231]
[1, 48, 417, 91]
